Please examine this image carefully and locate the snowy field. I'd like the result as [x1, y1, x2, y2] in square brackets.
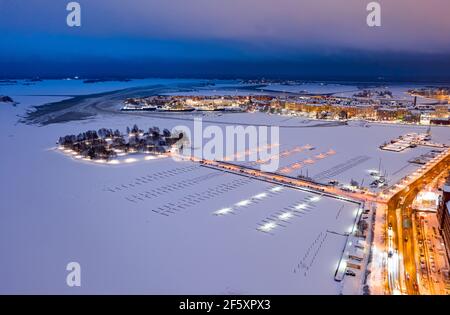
[0, 79, 449, 294]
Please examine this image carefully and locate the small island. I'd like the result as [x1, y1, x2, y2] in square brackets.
[0, 95, 16, 104]
[58, 124, 185, 162]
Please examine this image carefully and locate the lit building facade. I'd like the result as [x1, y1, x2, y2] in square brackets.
[437, 175, 450, 264]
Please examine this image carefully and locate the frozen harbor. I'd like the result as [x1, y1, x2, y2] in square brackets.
[0, 79, 449, 294]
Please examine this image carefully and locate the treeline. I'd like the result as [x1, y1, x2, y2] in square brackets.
[58, 124, 184, 160]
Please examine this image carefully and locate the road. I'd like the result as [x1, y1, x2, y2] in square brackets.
[386, 151, 450, 295]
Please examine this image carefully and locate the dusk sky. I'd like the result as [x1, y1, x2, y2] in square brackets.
[1, 0, 450, 80]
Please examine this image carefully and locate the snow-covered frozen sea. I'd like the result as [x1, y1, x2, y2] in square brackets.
[0, 79, 448, 294]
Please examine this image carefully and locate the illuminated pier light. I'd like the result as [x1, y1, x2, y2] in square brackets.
[259, 221, 277, 232]
[235, 199, 251, 207]
[295, 203, 307, 210]
[278, 212, 293, 221]
[252, 192, 267, 199]
[271, 186, 284, 192]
